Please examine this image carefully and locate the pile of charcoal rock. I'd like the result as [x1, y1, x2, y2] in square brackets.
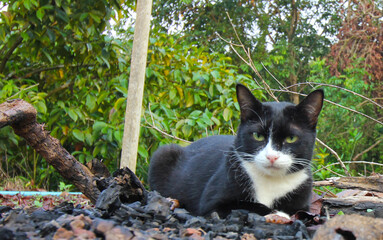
[0, 167, 318, 239]
[0, 190, 313, 239]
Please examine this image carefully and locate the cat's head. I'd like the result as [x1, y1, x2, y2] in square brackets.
[234, 84, 324, 177]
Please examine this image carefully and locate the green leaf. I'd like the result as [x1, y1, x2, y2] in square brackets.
[86, 94, 96, 111]
[55, 8, 69, 22]
[34, 101, 47, 114]
[80, 13, 88, 21]
[223, 108, 233, 121]
[211, 117, 221, 126]
[36, 8, 44, 21]
[185, 93, 194, 107]
[189, 110, 202, 118]
[182, 125, 192, 138]
[42, 50, 53, 64]
[24, 0, 32, 10]
[89, 12, 101, 23]
[113, 130, 122, 144]
[169, 88, 177, 100]
[115, 86, 127, 96]
[114, 97, 126, 110]
[67, 108, 78, 122]
[93, 144, 101, 157]
[138, 145, 149, 158]
[211, 70, 220, 79]
[93, 121, 108, 132]
[97, 92, 109, 105]
[46, 28, 56, 43]
[175, 119, 185, 129]
[85, 132, 93, 145]
[73, 129, 84, 142]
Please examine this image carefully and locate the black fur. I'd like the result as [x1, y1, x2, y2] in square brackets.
[149, 84, 324, 216]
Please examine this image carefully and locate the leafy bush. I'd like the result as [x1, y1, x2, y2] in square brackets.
[309, 58, 383, 178]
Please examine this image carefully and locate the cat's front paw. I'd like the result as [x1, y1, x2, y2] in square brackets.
[265, 211, 292, 224]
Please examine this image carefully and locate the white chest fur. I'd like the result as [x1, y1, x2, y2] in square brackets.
[241, 161, 309, 208]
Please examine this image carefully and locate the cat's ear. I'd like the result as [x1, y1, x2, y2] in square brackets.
[297, 89, 324, 127]
[236, 84, 263, 122]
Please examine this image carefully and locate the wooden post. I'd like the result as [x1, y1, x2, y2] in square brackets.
[120, 0, 152, 172]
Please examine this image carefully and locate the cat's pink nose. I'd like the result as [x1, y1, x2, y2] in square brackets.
[267, 155, 279, 164]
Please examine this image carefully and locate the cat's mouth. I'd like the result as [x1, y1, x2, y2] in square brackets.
[265, 164, 282, 170]
[264, 164, 287, 172]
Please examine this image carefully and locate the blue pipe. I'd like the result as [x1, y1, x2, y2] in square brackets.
[0, 191, 83, 196]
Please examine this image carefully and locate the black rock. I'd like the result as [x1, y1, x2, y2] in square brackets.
[54, 201, 74, 214]
[0, 228, 14, 240]
[0, 189, 313, 239]
[0, 206, 12, 214]
[96, 183, 123, 212]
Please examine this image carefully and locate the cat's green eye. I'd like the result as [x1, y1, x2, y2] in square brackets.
[253, 132, 265, 141]
[285, 135, 299, 143]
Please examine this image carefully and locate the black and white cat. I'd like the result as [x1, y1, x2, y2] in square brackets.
[149, 84, 324, 216]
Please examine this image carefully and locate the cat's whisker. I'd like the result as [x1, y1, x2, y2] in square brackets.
[292, 158, 313, 167]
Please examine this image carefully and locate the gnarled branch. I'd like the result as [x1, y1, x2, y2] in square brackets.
[0, 99, 100, 203]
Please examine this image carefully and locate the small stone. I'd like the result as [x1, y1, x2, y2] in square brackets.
[40, 220, 60, 237]
[173, 209, 194, 222]
[184, 216, 207, 228]
[96, 183, 123, 212]
[74, 214, 93, 225]
[209, 211, 221, 222]
[247, 212, 266, 226]
[55, 214, 76, 226]
[0, 228, 14, 240]
[73, 228, 97, 239]
[226, 224, 241, 232]
[53, 227, 74, 239]
[144, 191, 172, 217]
[93, 218, 115, 234]
[241, 233, 257, 240]
[181, 228, 204, 239]
[54, 201, 74, 214]
[105, 227, 133, 240]
[70, 219, 85, 229]
[221, 231, 239, 239]
[0, 206, 12, 214]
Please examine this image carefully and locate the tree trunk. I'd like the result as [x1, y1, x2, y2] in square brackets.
[287, 0, 299, 104]
[120, 0, 153, 172]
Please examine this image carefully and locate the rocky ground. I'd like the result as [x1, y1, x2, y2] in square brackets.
[1, 191, 321, 240]
[2, 168, 383, 239]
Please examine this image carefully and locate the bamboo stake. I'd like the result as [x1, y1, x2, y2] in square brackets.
[120, 0, 152, 172]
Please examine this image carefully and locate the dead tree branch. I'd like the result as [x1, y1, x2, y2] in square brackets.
[352, 139, 382, 162]
[313, 175, 383, 193]
[0, 99, 100, 203]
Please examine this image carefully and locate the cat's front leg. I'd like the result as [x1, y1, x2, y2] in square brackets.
[198, 181, 226, 215]
[197, 171, 237, 216]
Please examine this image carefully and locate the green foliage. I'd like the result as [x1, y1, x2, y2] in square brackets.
[152, 0, 343, 102]
[139, 32, 263, 180]
[0, 0, 382, 192]
[0, 0, 126, 190]
[309, 58, 383, 178]
[59, 182, 74, 192]
[0, 1, 261, 188]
